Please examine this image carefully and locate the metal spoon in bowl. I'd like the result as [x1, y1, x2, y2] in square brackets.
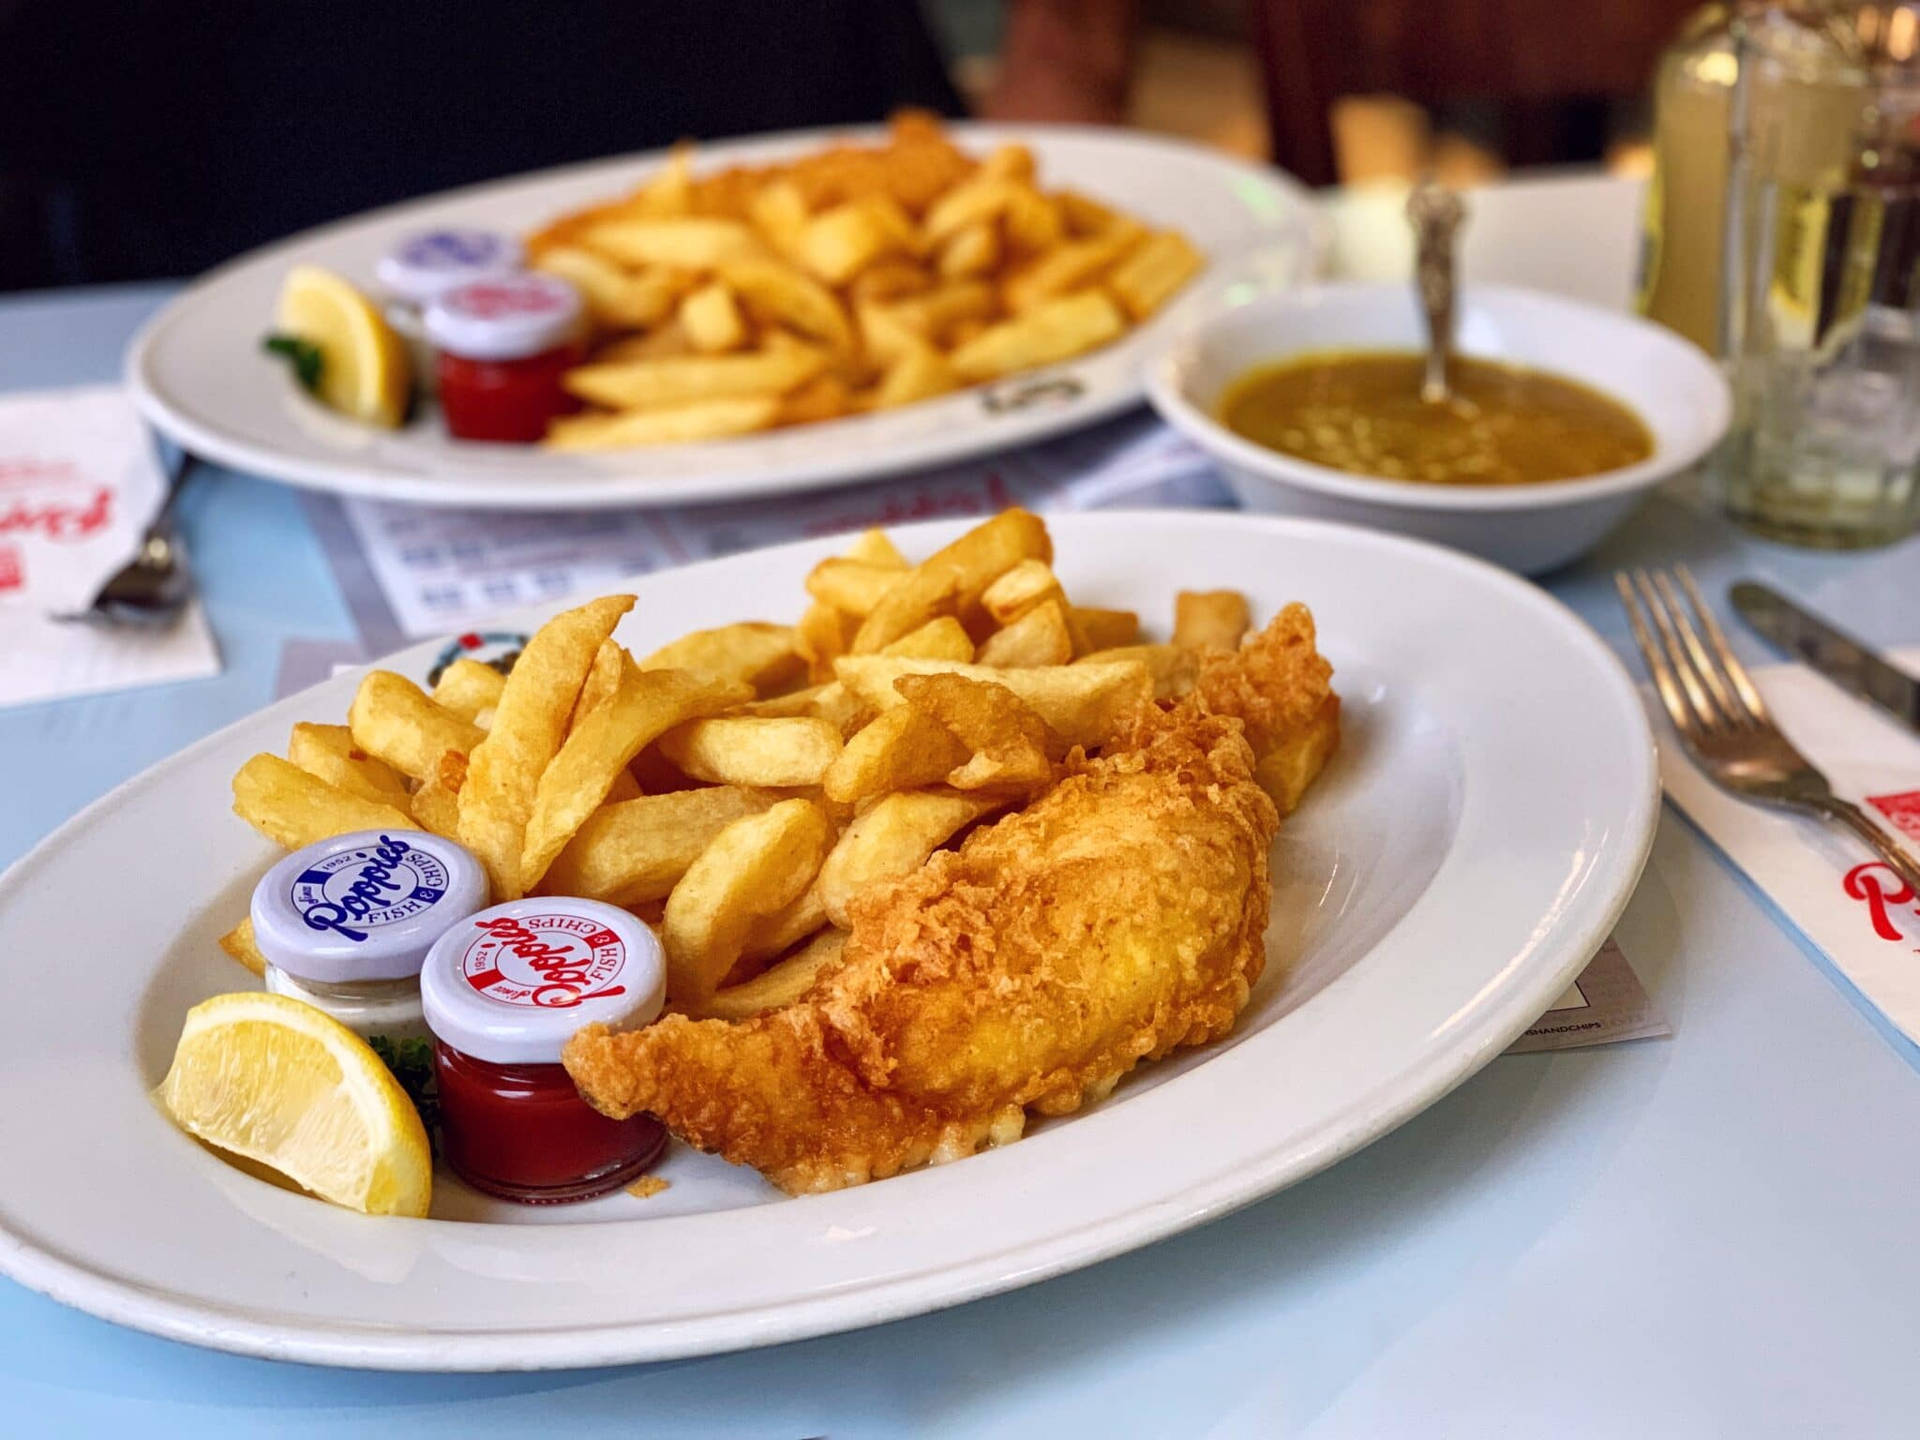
[1406, 180, 1467, 405]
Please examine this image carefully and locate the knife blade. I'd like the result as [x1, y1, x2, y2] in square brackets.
[1731, 581, 1920, 735]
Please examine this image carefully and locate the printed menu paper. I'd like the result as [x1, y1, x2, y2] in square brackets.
[1655, 646, 1920, 1051]
[0, 386, 220, 710]
[337, 413, 1229, 639]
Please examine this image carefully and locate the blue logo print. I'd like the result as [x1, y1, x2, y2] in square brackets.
[292, 835, 450, 943]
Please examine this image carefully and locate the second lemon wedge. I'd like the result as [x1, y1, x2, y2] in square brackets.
[157, 991, 432, 1218]
[273, 264, 411, 428]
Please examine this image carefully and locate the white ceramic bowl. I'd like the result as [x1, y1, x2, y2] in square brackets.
[1146, 282, 1731, 573]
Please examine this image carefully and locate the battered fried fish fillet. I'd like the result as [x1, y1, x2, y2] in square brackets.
[563, 609, 1336, 1193]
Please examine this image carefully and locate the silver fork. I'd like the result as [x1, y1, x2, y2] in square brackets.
[1616, 564, 1920, 892]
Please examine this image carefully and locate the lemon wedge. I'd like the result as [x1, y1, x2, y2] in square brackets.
[157, 991, 432, 1218]
[272, 264, 411, 428]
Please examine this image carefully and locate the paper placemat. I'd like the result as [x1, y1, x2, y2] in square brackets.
[0, 386, 220, 710]
[1655, 645, 1920, 1051]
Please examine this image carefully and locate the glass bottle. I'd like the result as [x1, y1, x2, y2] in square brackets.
[1640, 5, 1742, 354]
[1719, 3, 1920, 545]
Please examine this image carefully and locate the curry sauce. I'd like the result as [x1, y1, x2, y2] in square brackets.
[1220, 350, 1653, 486]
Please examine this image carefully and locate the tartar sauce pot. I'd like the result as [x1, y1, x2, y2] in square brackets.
[250, 829, 490, 1047]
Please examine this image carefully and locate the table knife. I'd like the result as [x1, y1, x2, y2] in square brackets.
[1731, 581, 1920, 735]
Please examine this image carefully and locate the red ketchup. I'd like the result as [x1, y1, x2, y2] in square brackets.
[424, 274, 585, 444]
[420, 897, 666, 1204]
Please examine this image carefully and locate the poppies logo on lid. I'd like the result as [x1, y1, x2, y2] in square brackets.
[398, 230, 512, 271]
[292, 834, 450, 943]
[447, 277, 569, 320]
[459, 913, 628, 1009]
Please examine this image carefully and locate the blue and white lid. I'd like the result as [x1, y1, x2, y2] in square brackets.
[251, 830, 490, 985]
[376, 229, 524, 307]
[421, 898, 665, 1065]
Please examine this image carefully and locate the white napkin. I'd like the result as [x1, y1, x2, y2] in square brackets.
[0, 386, 221, 710]
[1654, 645, 1920, 1047]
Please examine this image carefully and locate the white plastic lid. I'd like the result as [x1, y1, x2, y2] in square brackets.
[376, 229, 524, 306]
[251, 830, 490, 985]
[423, 273, 582, 361]
[420, 898, 665, 1066]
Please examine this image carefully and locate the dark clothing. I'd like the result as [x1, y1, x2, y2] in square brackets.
[0, 1, 963, 291]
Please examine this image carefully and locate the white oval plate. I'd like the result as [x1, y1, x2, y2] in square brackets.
[0, 513, 1656, 1369]
[125, 125, 1318, 511]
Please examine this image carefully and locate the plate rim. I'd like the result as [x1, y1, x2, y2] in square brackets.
[124, 122, 1319, 512]
[0, 512, 1658, 1369]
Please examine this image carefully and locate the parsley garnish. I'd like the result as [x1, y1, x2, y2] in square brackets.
[262, 333, 325, 394]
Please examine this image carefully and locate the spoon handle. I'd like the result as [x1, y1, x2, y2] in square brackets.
[1406, 182, 1466, 404]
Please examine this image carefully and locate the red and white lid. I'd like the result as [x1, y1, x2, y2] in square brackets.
[376, 229, 524, 307]
[423, 273, 583, 362]
[420, 897, 665, 1065]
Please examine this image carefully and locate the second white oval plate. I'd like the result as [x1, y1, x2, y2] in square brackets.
[126, 124, 1317, 511]
[0, 513, 1656, 1369]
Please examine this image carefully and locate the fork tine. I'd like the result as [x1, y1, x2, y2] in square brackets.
[1675, 564, 1773, 723]
[1651, 569, 1742, 723]
[1615, 572, 1697, 739]
[1632, 568, 1726, 732]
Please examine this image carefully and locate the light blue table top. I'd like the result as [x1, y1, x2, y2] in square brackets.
[6, 281, 1920, 1439]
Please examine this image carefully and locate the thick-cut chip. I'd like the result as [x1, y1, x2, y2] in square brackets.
[286, 722, 411, 806]
[885, 281, 995, 340]
[678, 281, 747, 353]
[795, 202, 897, 285]
[546, 396, 783, 450]
[458, 595, 634, 899]
[409, 776, 462, 838]
[1174, 590, 1252, 651]
[1108, 230, 1206, 321]
[561, 348, 824, 411]
[661, 799, 833, 1001]
[1002, 187, 1066, 253]
[874, 342, 958, 409]
[520, 659, 753, 889]
[923, 176, 1029, 243]
[980, 559, 1068, 625]
[220, 917, 268, 977]
[895, 672, 1064, 794]
[975, 599, 1073, 668]
[594, 321, 695, 364]
[748, 179, 810, 259]
[937, 221, 1000, 280]
[823, 705, 970, 804]
[1002, 225, 1143, 314]
[1070, 605, 1140, 652]
[843, 527, 908, 568]
[981, 143, 1036, 183]
[733, 681, 873, 736]
[719, 258, 855, 353]
[583, 218, 763, 269]
[818, 789, 1004, 928]
[539, 786, 781, 904]
[1076, 642, 1201, 701]
[737, 884, 830, 966]
[950, 291, 1126, 382]
[641, 622, 801, 694]
[855, 300, 923, 368]
[834, 655, 1151, 749]
[694, 929, 847, 1021]
[657, 715, 843, 787]
[533, 247, 683, 329]
[347, 671, 485, 784]
[1058, 188, 1120, 236]
[569, 639, 626, 732]
[805, 558, 903, 616]
[852, 508, 1051, 652]
[849, 258, 934, 304]
[431, 658, 507, 723]
[879, 616, 973, 661]
[233, 754, 417, 851]
[777, 374, 853, 425]
[796, 602, 851, 682]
